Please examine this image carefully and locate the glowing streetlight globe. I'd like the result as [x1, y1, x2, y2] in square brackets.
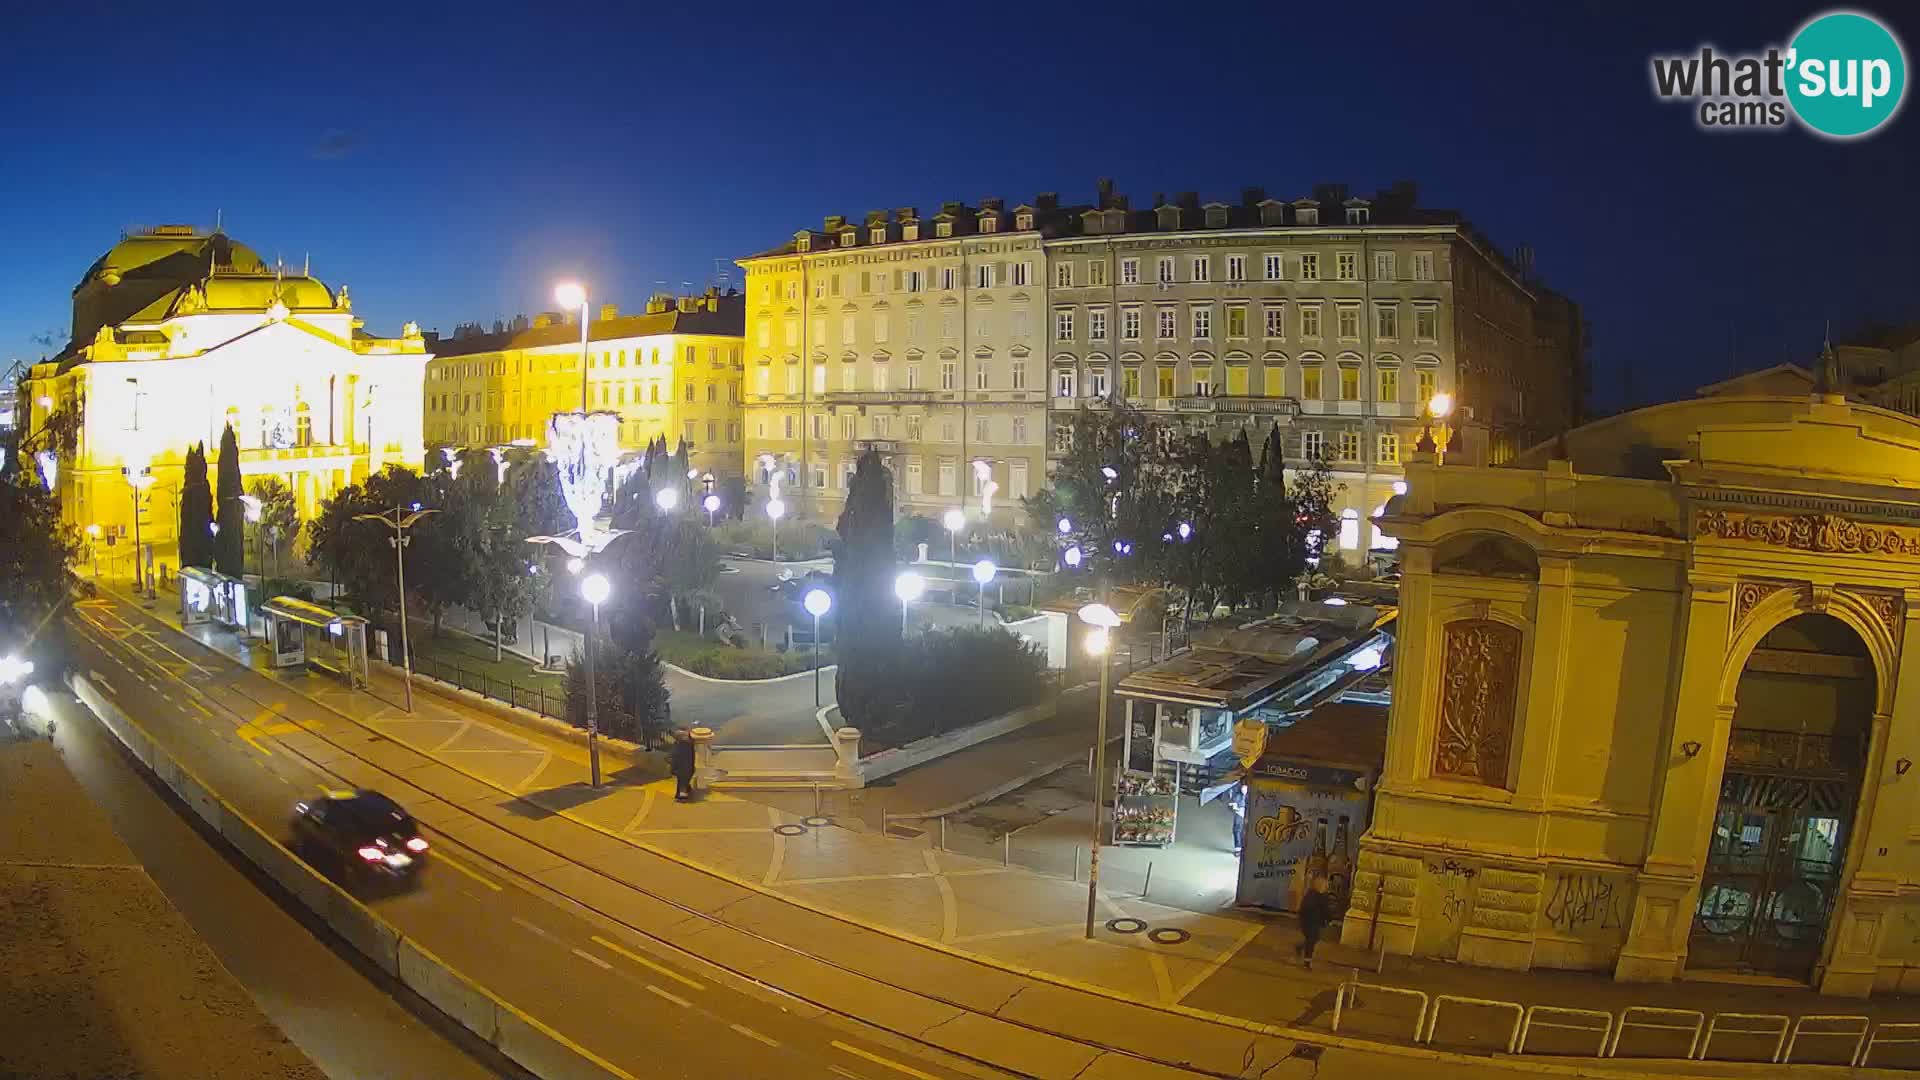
[803, 588, 832, 618]
[580, 572, 612, 607]
[554, 281, 587, 310]
[1077, 602, 1121, 629]
[972, 559, 997, 585]
[1177, 521, 1192, 541]
[655, 487, 679, 512]
[943, 508, 966, 533]
[1429, 391, 1454, 419]
[1064, 546, 1082, 568]
[1057, 517, 1072, 535]
[894, 572, 925, 603]
[766, 498, 786, 522]
[703, 493, 721, 514]
[1085, 628, 1110, 657]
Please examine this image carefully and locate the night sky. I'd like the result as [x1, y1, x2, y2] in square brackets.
[4, 2, 1914, 412]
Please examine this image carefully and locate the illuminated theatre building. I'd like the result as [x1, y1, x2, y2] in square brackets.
[22, 227, 428, 566]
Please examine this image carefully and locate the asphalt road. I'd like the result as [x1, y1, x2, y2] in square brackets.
[27, 691, 524, 1080]
[63, 598, 1002, 1080]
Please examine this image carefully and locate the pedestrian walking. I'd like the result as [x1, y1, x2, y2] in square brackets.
[1228, 783, 1247, 855]
[1296, 873, 1333, 969]
[669, 728, 696, 802]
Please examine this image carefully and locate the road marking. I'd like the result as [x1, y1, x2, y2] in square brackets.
[235, 704, 302, 756]
[829, 1068, 867, 1080]
[729, 1023, 780, 1048]
[645, 984, 692, 1008]
[434, 850, 503, 892]
[511, 915, 551, 939]
[831, 1042, 938, 1080]
[590, 935, 705, 991]
[571, 947, 613, 970]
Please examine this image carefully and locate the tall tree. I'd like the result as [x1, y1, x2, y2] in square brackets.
[504, 453, 571, 540]
[1289, 443, 1342, 568]
[245, 477, 299, 577]
[0, 471, 80, 642]
[213, 424, 245, 575]
[1252, 423, 1307, 604]
[178, 443, 214, 569]
[832, 450, 902, 728]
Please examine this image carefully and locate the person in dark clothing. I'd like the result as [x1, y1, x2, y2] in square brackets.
[1227, 783, 1247, 854]
[669, 729, 697, 801]
[1296, 874, 1333, 969]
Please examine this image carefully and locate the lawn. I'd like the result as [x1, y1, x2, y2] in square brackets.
[408, 624, 564, 692]
[655, 629, 831, 680]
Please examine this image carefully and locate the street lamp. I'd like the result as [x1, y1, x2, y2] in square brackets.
[85, 524, 102, 584]
[943, 507, 965, 570]
[654, 486, 679, 513]
[702, 492, 721, 526]
[1077, 601, 1122, 939]
[803, 587, 831, 707]
[766, 497, 785, 561]
[555, 281, 590, 412]
[1063, 545, 1082, 569]
[579, 570, 612, 788]
[353, 505, 439, 713]
[1057, 516, 1072, 536]
[972, 559, 997, 627]
[124, 465, 156, 601]
[894, 571, 924, 636]
[237, 494, 264, 581]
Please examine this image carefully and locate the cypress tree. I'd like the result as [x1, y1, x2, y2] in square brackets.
[179, 443, 214, 568]
[831, 450, 901, 728]
[214, 424, 246, 575]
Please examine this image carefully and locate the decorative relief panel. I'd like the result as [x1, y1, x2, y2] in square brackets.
[1697, 510, 1920, 556]
[1733, 580, 1793, 632]
[1845, 588, 1903, 646]
[1432, 619, 1523, 788]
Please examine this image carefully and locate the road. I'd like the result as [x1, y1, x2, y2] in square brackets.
[26, 691, 524, 1080]
[63, 597, 1004, 1080]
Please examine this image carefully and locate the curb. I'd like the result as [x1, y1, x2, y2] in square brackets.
[405, 670, 655, 766]
[68, 672, 635, 1080]
[663, 660, 836, 686]
[888, 735, 1116, 822]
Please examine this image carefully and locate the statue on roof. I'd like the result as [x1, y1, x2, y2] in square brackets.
[1814, 325, 1842, 399]
[336, 284, 351, 312]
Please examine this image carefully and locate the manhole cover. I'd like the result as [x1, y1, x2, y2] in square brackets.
[1106, 917, 1147, 934]
[772, 824, 807, 836]
[802, 815, 832, 828]
[1148, 927, 1191, 945]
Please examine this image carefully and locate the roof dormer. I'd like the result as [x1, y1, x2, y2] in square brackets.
[1155, 201, 1182, 230]
[1343, 197, 1372, 225]
[795, 231, 812, 253]
[1203, 202, 1230, 228]
[1012, 204, 1036, 231]
[1257, 199, 1286, 226]
[840, 228, 859, 248]
[1292, 198, 1320, 226]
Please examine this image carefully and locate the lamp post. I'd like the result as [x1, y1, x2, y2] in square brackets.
[766, 497, 785, 562]
[703, 492, 721, 527]
[124, 465, 155, 601]
[972, 559, 997, 626]
[803, 587, 831, 707]
[85, 524, 102, 584]
[1428, 391, 1455, 465]
[1077, 602, 1122, 939]
[894, 571, 924, 637]
[580, 570, 611, 788]
[555, 282, 591, 412]
[237, 494, 263, 581]
[353, 506, 439, 713]
[942, 507, 965, 572]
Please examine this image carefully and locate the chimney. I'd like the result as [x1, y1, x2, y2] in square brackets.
[980, 197, 1003, 212]
[824, 214, 845, 232]
[1153, 192, 1167, 208]
[1036, 192, 1058, 211]
[1177, 191, 1199, 209]
[532, 313, 554, 329]
[940, 201, 962, 216]
[1096, 177, 1114, 208]
[895, 206, 918, 222]
[646, 294, 671, 314]
[866, 209, 889, 225]
[1241, 186, 1266, 206]
[598, 303, 619, 321]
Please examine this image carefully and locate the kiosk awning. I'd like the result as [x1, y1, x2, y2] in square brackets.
[259, 597, 364, 631]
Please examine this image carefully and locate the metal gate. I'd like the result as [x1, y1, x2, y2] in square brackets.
[1689, 765, 1854, 980]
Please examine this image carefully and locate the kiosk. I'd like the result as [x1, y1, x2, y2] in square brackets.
[258, 597, 370, 688]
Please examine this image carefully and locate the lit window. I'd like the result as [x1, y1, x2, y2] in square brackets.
[1339, 367, 1360, 400]
[1377, 432, 1400, 464]
[1302, 366, 1324, 399]
[1337, 430, 1360, 461]
[1338, 508, 1360, 550]
[1378, 368, 1399, 402]
[1088, 260, 1106, 286]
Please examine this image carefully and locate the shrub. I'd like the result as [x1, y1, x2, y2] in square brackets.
[654, 630, 828, 680]
[564, 637, 672, 748]
[857, 626, 1049, 751]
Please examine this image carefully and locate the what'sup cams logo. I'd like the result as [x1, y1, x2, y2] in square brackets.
[1651, 10, 1907, 138]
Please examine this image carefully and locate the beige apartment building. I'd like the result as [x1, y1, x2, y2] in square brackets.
[1045, 180, 1572, 557]
[737, 200, 1061, 527]
[424, 289, 745, 480]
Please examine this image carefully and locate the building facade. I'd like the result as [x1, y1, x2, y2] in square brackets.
[424, 289, 745, 479]
[22, 227, 428, 566]
[739, 182, 1581, 549]
[1045, 181, 1564, 557]
[737, 202, 1057, 526]
[1342, 377, 1920, 997]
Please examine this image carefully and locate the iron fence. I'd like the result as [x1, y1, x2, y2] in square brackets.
[411, 652, 567, 722]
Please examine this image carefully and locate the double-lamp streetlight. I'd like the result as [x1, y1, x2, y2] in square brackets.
[354, 504, 439, 713]
[1077, 601, 1123, 939]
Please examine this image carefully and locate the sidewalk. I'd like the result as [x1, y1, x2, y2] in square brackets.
[115, 586, 1920, 1074]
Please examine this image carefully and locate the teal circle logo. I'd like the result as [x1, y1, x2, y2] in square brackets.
[1787, 11, 1907, 138]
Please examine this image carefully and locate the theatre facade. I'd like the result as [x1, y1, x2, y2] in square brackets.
[1343, 371, 1920, 996]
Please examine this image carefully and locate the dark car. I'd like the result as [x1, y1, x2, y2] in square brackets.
[290, 789, 429, 884]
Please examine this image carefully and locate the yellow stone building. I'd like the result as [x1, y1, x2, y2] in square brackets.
[1343, 359, 1920, 996]
[424, 290, 744, 479]
[22, 227, 428, 568]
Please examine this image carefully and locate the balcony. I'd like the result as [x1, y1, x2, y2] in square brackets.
[823, 390, 934, 405]
[1147, 395, 1303, 418]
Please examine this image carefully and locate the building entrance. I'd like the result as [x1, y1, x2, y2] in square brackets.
[1688, 613, 1870, 981]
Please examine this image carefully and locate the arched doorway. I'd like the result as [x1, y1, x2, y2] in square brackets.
[1689, 613, 1873, 980]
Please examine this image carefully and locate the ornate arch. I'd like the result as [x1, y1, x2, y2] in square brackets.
[1718, 584, 1898, 716]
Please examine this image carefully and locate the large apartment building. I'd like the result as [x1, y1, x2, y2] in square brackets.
[424, 289, 746, 479]
[738, 182, 1583, 548]
[737, 201, 1058, 526]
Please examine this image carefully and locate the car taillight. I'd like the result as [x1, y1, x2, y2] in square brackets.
[405, 837, 428, 853]
[356, 846, 384, 861]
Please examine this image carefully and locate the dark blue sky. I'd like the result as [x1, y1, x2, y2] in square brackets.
[4, 2, 1915, 411]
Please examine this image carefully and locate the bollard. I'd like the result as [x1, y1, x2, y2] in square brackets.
[1074, 844, 1082, 883]
[1003, 831, 1010, 867]
[812, 782, 821, 817]
[940, 816, 947, 851]
[1142, 862, 1154, 899]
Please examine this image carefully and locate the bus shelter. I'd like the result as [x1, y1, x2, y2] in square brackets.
[179, 567, 250, 634]
[258, 597, 369, 688]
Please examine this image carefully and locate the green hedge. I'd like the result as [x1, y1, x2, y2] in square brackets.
[655, 630, 830, 680]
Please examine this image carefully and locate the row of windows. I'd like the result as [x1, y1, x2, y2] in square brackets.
[1047, 363, 1439, 404]
[1052, 301, 1440, 345]
[755, 410, 1038, 447]
[430, 344, 743, 382]
[1048, 423, 1411, 467]
[428, 379, 741, 414]
[759, 455, 1034, 500]
[762, 260, 1038, 306]
[429, 418, 742, 447]
[751, 359, 1036, 396]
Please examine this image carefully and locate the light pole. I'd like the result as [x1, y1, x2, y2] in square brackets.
[555, 282, 591, 412]
[766, 497, 785, 562]
[972, 559, 997, 626]
[124, 465, 155, 601]
[894, 571, 924, 637]
[703, 492, 721, 527]
[803, 587, 831, 707]
[354, 505, 439, 713]
[942, 507, 965, 571]
[580, 570, 611, 788]
[237, 494, 263, 580]
[1078, 602, 1122, 939]
[85, 524, 102, 584]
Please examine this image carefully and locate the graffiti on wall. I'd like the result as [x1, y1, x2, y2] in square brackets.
[1427, 858, 1478, 925]
[1542, 871, 1629, 937]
